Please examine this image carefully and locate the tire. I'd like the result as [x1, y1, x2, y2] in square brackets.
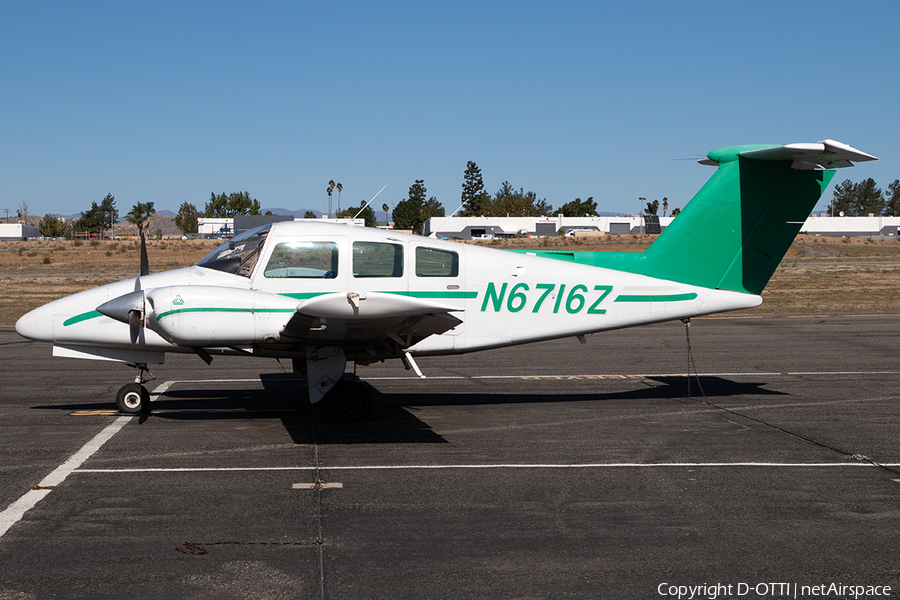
[325, 380, 373, 423]
[116, 383, 149, 415]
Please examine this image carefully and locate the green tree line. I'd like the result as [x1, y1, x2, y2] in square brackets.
[829, 178, 900, 217]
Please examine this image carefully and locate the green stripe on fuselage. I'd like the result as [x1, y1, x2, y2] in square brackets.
[613, 293, 698, 303]
[155, 307, 297, 321]
[63, 310, 103, 327]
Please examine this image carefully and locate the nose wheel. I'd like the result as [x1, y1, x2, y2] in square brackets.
[117, 363, 153, 414]
[116, 383, 150, 414]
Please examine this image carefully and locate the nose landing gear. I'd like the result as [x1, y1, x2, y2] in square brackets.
[116, 363, 153, 415]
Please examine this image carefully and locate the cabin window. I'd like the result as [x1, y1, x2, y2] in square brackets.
[353, 242, 403, 278]
[263, 241, 338, 278]
[415, 247, 459, 277]
[197, 225, 270, 278]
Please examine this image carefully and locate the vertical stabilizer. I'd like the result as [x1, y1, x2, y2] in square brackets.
[536, 140, 877, 295]
[642, 140, 875, 294]
[641, 146, 836, 294]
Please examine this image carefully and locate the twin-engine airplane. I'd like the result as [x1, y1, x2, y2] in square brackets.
[16, 140, 876, 420]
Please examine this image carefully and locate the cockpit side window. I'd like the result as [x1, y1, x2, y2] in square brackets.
[353, 242, 403, 278]
[264, 241, 339, 278]
[415, 246, 459, 277]
[196, 225, 270, 277]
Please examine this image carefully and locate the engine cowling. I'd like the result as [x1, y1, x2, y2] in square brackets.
[144, 285, 300, 347]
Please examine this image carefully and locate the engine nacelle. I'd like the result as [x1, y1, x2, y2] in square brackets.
[145, 285, 299, 347]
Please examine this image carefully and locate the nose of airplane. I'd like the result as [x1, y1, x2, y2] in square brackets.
[15, 302, 56, 342]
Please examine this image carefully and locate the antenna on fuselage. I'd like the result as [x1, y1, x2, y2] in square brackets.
[426, 199, 469, 238]
[353, 185, 387, 220]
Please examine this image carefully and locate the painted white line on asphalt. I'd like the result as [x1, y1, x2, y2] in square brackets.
[0, 377, 179, 540]
[74, 462, 895, 474]
[156, 370, 900, 385]
[149, 380, 174, 399]
[364, 370, 900, 380]
[0, 415, 132, 539]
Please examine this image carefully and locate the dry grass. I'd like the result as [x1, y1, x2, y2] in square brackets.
[3, 234, 900, 326]
[0, 239, 219, 326]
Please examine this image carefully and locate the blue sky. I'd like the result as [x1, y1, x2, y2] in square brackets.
[1, 1, 897, 220]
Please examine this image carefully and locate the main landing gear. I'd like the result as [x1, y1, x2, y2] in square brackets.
[323, 377, 373, 423]
[116, 363, 153, 415]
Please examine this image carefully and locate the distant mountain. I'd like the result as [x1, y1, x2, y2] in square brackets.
[262, 207, 322, 218]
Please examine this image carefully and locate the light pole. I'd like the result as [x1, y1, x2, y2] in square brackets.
[638, 198, 646, 234]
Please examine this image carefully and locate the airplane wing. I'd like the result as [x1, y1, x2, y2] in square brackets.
[278, 291, 463, 360]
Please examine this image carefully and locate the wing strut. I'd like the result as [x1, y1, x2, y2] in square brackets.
[401, 351, 426, 379]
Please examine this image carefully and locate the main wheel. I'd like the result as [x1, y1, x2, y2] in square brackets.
[116, 383, 150, 415]
[325, 380, 373, 423]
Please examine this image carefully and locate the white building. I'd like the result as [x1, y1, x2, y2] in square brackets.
[0, 223, 41, 241]
[800, 215, 900, 238]
[425, 214, 900, 239]
[197, 216, 365, 237]
[425, 215, 674, 239]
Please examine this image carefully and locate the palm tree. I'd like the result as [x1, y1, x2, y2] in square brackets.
[336, 183, 343, 214]
[382, 203, 389, 225]
[327, 180, 336, 217]
[126, 201, 156, 236]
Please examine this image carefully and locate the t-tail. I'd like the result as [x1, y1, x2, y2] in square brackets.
[533, 140, 877, 295]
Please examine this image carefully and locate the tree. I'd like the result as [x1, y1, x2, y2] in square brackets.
[75, 193, 117, 234]
[39, 214, 70, 238]
[127, 201, 156, 236]
[303, 211, 317, 219]
[830, 178, 884, 216]
[854, 178, 885, 216]
[327, 180, 336, 218]
[534, 197, 554, 217]
[337, 201, 377, 227]
[423, 197, 445, 221]
[336, 182, 343, 214]
[204, 191, 261, 217]
[459, 161, 491, 217]
[885, 180, 900, 217]
[491, 182, 551, 217]
[392, 179, 445, 234]
[644, 199, 659, 216]
[382, 203, 390, 224]
[670, 207, 681, 217]
[557, 197, 598, 217]
[662, 197, 668, 217]
[174, 202, 199, 234]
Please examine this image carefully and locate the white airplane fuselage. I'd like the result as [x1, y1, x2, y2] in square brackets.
[16, 222, 759, 364]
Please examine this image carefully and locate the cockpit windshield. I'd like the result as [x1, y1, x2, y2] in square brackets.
[196, 225, 270, 277]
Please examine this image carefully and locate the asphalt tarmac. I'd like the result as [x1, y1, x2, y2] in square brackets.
[1, 315, 900, 599]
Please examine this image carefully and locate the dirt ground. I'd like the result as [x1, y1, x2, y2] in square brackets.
[2, 234, 899, 327]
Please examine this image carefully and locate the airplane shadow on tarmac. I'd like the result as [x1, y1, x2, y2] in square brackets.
[30, 375, 785, 445]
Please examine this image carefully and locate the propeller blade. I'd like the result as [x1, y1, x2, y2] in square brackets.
[128, 310, 142, 345]
[140, 230, 149, 277]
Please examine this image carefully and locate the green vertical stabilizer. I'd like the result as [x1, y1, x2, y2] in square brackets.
[517, 144, 835, 295]
[641, 146, 834, 294]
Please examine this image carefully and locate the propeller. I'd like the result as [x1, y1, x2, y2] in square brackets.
[96, 229, 150, 345]
[96, 289, 145, 345]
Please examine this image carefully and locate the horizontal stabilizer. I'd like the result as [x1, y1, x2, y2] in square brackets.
[700, 139, 877, 170]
